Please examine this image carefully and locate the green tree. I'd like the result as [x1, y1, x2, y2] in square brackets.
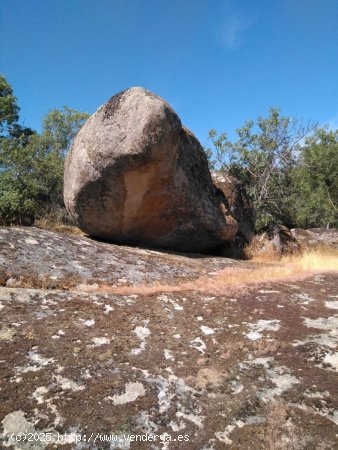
[208, 108, 316, 230]
[293, 128, 338, 228]
[0, 75, 89, 225]
[0, 74, 19, 136]
[0, 134, 63, 224]
[42, 106, 89, 156]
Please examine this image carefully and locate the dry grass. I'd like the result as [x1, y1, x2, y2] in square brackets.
[198, 246, 338, 292]
[35, 219, 84, 236]
[34, 209, 85, 236]
[215, 246, 338, 285]
[97, 246, 338, 296]
[0, 271, 86, 291]
[296, 246, 338, 271]
[40, 224, 85, 236]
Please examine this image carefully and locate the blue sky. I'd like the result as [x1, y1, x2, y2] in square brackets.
[1, 0, 338, 145]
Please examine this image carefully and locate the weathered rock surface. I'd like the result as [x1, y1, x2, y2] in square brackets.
[212, 171, 255, 243]
[0, 227, 241, 289]
[248, 224, 300, 257]
[64, 87, 237, 252]
[1, 259, 338, 448]
[291, 227, 338, 249]
[249, 226, 338, 258]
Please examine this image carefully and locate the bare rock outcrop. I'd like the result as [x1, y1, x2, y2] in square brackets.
[1, 226, 338, 448]
[212, 171, 255, 243]
[247, 226, 338, 258]
[0, 227, 241, 289]
[64, 87, 237, 252]
[247, 224, 300, 257]
[291, 228, 338, 249]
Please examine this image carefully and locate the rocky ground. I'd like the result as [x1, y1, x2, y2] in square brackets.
[0, 227, 338, 449]
[0, 227, 244, 290]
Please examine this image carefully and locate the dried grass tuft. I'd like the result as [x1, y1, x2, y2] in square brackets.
[97, 247, 338, 296]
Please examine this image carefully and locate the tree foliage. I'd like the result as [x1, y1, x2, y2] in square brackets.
[0, 75, 89, 225]
[207, 108, 316, 230]
[293, 129, 338, 228]
[0, 134, 64, 224]
[42, 106, 89, 156]
[0, 74, 20, 136]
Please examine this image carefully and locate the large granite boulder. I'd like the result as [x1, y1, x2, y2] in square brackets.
[64, 87, 237, 252]
[212, 171, 255, 243]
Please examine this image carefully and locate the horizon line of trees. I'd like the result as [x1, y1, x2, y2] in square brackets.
[205, 108, 337, 231]
[1, 74, 337, 231]
[0, 74, 89, 226]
